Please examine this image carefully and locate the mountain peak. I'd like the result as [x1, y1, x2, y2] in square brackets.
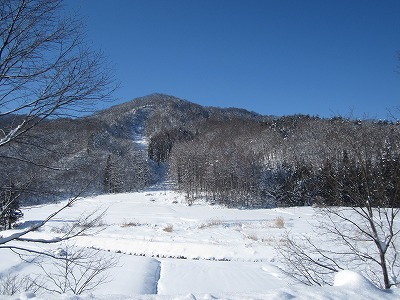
[95, 93, 264, 125]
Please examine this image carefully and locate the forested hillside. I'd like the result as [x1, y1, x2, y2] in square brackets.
[1, 93, 399, 209]
[167, 115, 400, 208]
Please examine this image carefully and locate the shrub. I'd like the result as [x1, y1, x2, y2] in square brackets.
[274, 216, 285, 228]
[163, 224, 173, 232]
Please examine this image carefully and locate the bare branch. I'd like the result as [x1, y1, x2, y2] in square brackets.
[26, 243, 118, 295]
[0, 0, 116, 149]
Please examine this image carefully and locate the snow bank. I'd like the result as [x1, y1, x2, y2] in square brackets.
[333, 270, 379, 290]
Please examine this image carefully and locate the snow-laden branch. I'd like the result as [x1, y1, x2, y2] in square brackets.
[0, 121, 25, 147]
[0, 188, 107, 249]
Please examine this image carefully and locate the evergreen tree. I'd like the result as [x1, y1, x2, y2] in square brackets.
[0, 181, 23, 230]
[103, 155, 123, 193]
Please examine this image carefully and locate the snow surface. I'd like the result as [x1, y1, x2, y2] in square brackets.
[1, 190, 399, 299]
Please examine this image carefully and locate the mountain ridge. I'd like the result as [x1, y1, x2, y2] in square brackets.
[94, 93, 269, 128]
[1, 93, 399, 207]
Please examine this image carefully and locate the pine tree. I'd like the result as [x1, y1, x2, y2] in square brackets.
[0, 181, 23, 230]
[103, 155, 123, 193]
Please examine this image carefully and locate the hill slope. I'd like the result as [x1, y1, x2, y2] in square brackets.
[1, 93, 399, 209]
[0, 93, 265, 204]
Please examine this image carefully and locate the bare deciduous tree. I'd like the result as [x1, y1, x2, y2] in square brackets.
[0, 0, 115, 252]
[277, 150, 400, 289]
[0, 0, 115, 148]
[0, 273, 41, 296]
[29, 243, 118, 295]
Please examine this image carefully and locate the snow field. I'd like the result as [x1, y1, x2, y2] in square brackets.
[0, 190, 399, 299]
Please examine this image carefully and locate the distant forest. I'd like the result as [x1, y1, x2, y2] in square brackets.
[151, 108, 400, 208]
[1, 94, 399, 208]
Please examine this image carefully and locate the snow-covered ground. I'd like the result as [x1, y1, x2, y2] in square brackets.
[0, 190, 399, 299]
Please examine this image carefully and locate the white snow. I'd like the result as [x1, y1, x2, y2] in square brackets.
[333, 270, 379, 290]
[0, 190, 399, 299]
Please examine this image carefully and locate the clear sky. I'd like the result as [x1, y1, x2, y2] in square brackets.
[67, 0, 400, 119]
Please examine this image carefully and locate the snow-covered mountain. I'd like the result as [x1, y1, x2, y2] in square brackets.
[0, 93, 268, 204]
[1, 93, 399, 209]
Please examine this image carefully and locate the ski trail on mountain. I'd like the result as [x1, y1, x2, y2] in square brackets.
[130, 105, 170, 187]
[131, 106, 153, 152]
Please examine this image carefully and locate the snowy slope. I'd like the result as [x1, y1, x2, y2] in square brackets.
[0, 190, 399, 299]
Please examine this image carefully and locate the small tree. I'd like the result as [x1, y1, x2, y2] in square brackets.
[103, 155, 123, 193]
[30, 243, 118, 295]
[0, 273, 41, 296]
[0, 181, 23, 230]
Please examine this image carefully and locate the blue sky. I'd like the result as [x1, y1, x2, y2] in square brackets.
[67, 0, 400, 119]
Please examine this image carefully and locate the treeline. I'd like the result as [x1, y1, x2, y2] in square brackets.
[1, 92, 261, 206]
[150, 115, 400, 208]
[2, 93, 399, 209]
[0, 114, 151, 205]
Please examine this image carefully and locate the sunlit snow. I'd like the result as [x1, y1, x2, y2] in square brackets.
[0, 190, 398, 299]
